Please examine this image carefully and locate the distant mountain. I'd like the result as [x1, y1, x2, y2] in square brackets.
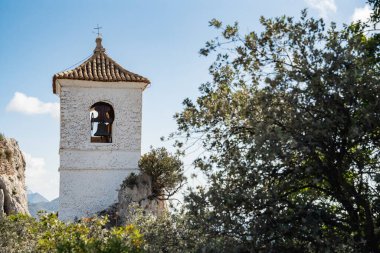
[27, 191, 59, 217]
[28, 192, 49, 204]
[28, 197, 59, 217]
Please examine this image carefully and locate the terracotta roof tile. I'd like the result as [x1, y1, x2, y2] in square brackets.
[53, 37, 150, 93]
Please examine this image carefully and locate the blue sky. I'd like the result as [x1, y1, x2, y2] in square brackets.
[0, 0, 371, 200]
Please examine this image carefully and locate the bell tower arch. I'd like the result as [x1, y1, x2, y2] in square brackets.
[90, 102, 114, 143]
[52, 37, 150, 220]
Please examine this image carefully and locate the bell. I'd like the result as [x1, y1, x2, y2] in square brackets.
[93, 105, 114, 123]
[94, 122, 110, 137]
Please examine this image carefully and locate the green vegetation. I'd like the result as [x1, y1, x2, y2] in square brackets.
[0, 133, 4, 142]
[138, 147, 185, 199]
[173, 9, 380, 253]
[0, 213, 143, 253]
[0, 210, 225, 253]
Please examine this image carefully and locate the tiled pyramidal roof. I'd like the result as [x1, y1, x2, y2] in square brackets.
[53, 37, 150, 93]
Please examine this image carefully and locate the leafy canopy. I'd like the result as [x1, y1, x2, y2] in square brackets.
[175, 10, 380, 252]
[138, 147, 185, 199]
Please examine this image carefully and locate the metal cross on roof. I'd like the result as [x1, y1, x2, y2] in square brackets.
[94, 24, 102, 37]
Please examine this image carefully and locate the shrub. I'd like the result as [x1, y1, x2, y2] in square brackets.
[122, 173, 139, 189]
[138, 147, 185, 199]
[129, 206, 234, 253]
[0, 214, 37, 252]
[0, 213, 144, 253]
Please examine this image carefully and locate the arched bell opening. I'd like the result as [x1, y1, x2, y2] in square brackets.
[90, 102, 114, 143]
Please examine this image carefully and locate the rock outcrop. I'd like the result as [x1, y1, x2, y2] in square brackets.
[0, 137, 29, 215]
[118, 173, 166, 223]
[99, 173, 166, 226]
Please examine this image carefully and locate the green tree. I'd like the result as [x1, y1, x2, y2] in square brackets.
[139, 147, 185, 200]
[174, 11, 380, 252]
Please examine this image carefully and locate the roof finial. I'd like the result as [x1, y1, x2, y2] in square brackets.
[94, 24, 102, 38]
[93, 25, 105, 53]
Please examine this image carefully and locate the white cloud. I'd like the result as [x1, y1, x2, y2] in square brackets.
[6, 92, 59, 119]
[352, 4, 372, 23]
[24, 152, 59, 200]
[305, 0, 337, 19]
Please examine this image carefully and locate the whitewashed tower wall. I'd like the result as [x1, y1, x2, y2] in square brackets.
[53, 38, 150, 220]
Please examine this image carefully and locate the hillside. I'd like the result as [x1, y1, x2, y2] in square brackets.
[28, 197, 59, 217]
[28, 192, 49, 204]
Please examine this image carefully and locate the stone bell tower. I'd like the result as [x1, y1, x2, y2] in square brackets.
[52, 37, 150, 220]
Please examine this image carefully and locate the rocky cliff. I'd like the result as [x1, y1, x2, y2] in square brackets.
[0, 136, 29, 215]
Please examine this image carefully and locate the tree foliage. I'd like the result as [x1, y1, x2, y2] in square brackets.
[174, 11, 380, 252]
[129, 208, 202, 253]
[138, 147, 185, 199]
[0, 213, 143, 253]
[368, 0, 380, 23]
